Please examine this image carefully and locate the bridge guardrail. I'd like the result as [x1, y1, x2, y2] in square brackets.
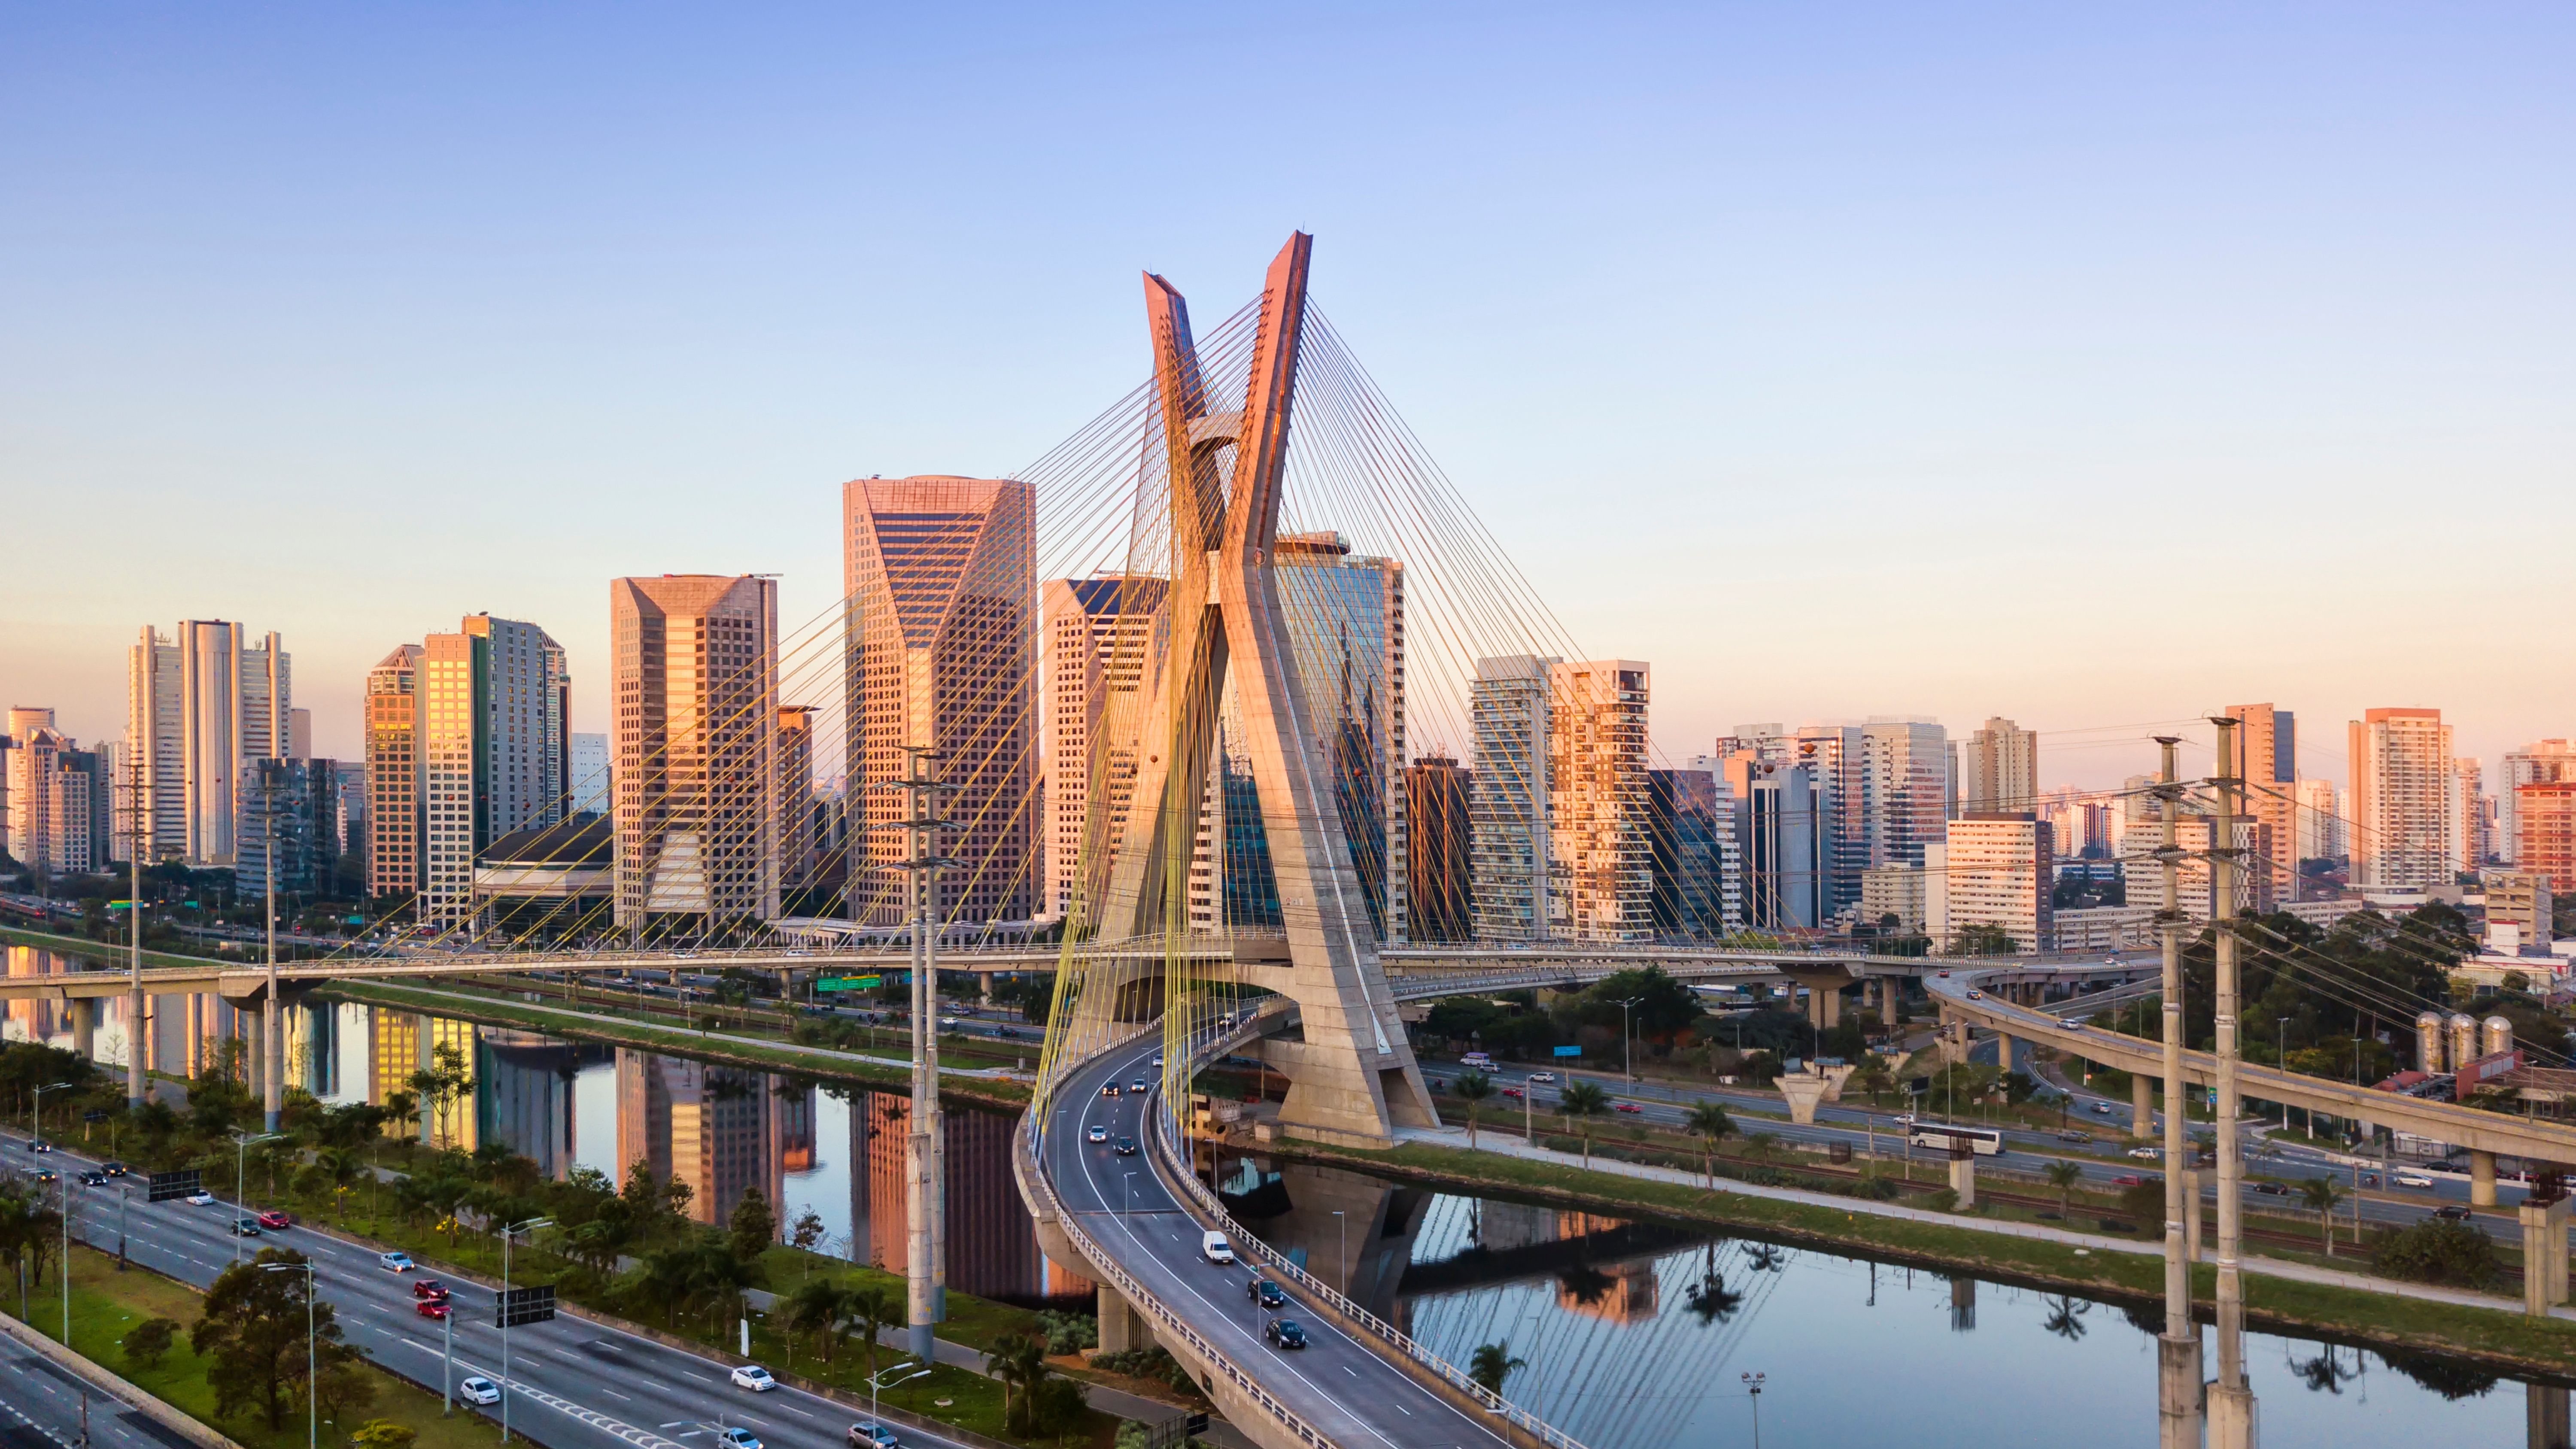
[1143, 1031, 1599, 1449]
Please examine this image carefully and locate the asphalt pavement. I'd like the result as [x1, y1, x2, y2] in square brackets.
[1, 1130, 967, 1449]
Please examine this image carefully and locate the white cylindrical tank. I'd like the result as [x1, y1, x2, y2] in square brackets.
[2485, 1015, 2514, 1057]
[2449, 1013, 2480, 1071]
[2418, 1011, 2447, 1072]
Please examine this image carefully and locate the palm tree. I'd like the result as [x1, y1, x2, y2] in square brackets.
[782, 1280, 854, 1370]
[1466, 1341, 1525, 1397]
[1558, 1080, 1608, 1168]
[988, 1333, 1048, 1424]
[2040, 1294, 2091, 1341]
[2298, 1177, 2344, 1256]
[1683, 1244, 1743, 1325]
[847, 1284, 900, 1382]
[2044, 1160, 2084, 1221]
[1684, 1102, 1735, 1188]
[1453, 1072, 1495, 1149]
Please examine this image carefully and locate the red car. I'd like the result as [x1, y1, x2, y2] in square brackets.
[411, 1280, 449, 1300]
[416, 1299, 450, 1320]
[1612, 1103, 1644, 1115]
[255, 1211, 292, 1230]
[2111, 1174, 2145, 1188]
[1501, 1088, 1525, 1100]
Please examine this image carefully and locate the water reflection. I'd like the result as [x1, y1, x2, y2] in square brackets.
[1218, 1150, 2560, 1449]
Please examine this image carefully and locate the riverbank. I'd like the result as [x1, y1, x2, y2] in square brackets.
[0, 923, 225, 969]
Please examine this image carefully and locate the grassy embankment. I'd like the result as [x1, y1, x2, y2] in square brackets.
[29, 1243, 508, 1449]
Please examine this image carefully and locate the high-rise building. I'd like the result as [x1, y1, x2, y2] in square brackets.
[2497, 741, 2576, 866]
[1469, 655, 1555, 940]
[1954, 717, 2038, 815]
[2224, 703, 2300, 905]
[364, 646, 425, 901]
[236, 758, 342, 896]
[2451, 757, 2488, 871]
[404, 616, 571, 927]
[570, 732, 611, 814]
[613, 574, 780, 930]
[2517, 782, 2576, 896]
[1726, 757, 1824, 930]
[1549, 660, 1650, 942]
[1403, 755, 1472, 943]
[2349, 708, 2456, 889]
[1925, 813, 2053, 954]
[1848, 719, 1949, 914]
[2117, 802, 2275, 918]
[2290, 777, 2342, 881]
[776, 706, 817, 890]
[125, 622, 293, 866]
[1647, 766, 1733, 937]
[288, 708, 313, 760]
[1276, 532, 1408, 942]
[841, 477, 1037, 930]
[3, 719, 94, 875]
[616, 1050, 775, 1226]
[1040, 576, 1166, 921]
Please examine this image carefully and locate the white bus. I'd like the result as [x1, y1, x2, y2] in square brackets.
[1460, 1052, 1496, 1072]
[1909, 1124, 2005, 1157]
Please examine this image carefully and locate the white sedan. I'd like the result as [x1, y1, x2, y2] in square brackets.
[730, 1365, 777, 1393]
[2128, 1147, 2162, 1161]
[1528, 1072, 1558, 1084]
[184, 1190, 217, 1206]
[2394, 1171, 2436, 1189]
[459, 1376, 502, 1406]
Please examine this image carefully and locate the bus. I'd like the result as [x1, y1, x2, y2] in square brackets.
[1460, 1052, 1496, 1072]
[1909, 1124, 2005, 1157]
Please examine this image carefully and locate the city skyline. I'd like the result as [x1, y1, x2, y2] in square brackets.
[4, 5, 2568, 787]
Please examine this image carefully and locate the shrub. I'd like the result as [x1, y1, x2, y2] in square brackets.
[1849, 1174, 1901, 1201]
[349, 1421, 418, 1449]
[2369, 1219, 2501, 1289]
[121, 1317, 179, 1369]
[1035, 1310, 1097, 1356]
[2117, 1180, 2165, 1236]
[1922, 1188, 1961, 1212]
[1094, 1346, 1195, 1394]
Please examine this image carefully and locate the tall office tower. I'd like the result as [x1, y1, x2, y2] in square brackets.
[241, 631, 291, 765]
[1823, 718, 1950, 917]
[128, 629, 183, 860]
[288, 708, 313, 760]
[2451, 758, 2488, 870]
[2226, 702, 2300, 906]
[841, 477, 1036, 930]
[1469, 654, 1557, 939]
[2117, 800, 2275, 918]
[409, 617, 571, 927]
[1784, 724, 1854, 911]
[1403, 755, 1472, 942]
[1955, 717, 2039, 814]
[616, 1051, 775, 1226]
[776, 706, 817, 890]
[1549, 661, 1649, 941]
[1276, 532, 1408, 942]
[236, 758, 341, 895]
[612, 574, 781, 931]
[2349, 708, 2457, 888]
[1924, 814, 2053, 954]
[2497, 741, 2576, 865]
[1738, 760, 1823, 928]
[2290, 778, 2341, 871]
[4, 721, 92, 874]
[364, 646, 425, 900]
[1647, 766, 1734, 937]
[122, 622, 292, 866]
[1040, 576, 1166, 921]
[178, 621, 241, 863]
[2517, 782, 2576, 895]
[570, 732, 611, 815]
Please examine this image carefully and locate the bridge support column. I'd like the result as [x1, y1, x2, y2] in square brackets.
[2473, 1149, 2500, 1207]
[1993, 1030, 2014, 1077]
[2159, 1330, 2204, 1449]
[1947, 1152, 1976, 1209]
[70, 998, 96, 1061]
[2522, 1195, 2571, 1315]
[1778, 1072, 1830, 1126]
[2532, 1384, 2571, 1449]
[1097, 1284, 1148, 1356]
[2206, 1384, 2257, 1449]
[1882, 979, 1902, 1027]
[2184, 1169, 2204, 1262]
[2133, 1071, 2155, 1139]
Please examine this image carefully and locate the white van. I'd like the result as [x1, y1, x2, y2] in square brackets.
[1200, 1231, 1236, 1266]
[1460, 1052, 1495, 1071]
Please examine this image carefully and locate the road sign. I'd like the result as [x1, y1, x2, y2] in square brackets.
[817, 975, 885, 993]
[496, 1284, 556, 1328]
[146, 1170, 201, 1203]
[1552, 1045, 1582, 1057]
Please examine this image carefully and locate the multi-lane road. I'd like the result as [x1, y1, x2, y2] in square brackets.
[1, 1130, 965, 1449]
[1045, 1038, 1519, 1449]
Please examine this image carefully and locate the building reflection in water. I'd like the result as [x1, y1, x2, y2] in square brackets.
[856, 1091, 1091, 1305]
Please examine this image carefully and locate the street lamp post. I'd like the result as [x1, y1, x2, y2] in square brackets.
[1741, 1372, 1765, 1449]
[1614, 998, 1640, 1081]
[2278, 1016, 2292, 1134]
[60, 1170, 73, 1343]
[869, 1362, 931, 1422]
[116, 1185, 130, 1271]
[31, 1080, 74, 1153]
[261, 1262, 316, 1449]
[231, 1132, 283, 1264]
[500, 1216, 553, 1445]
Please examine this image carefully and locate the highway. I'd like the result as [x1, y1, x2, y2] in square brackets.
[2, 1131, 972, 1449]
[1044, 1037, 1517, 1449]
[0, 1325, 188, 1449]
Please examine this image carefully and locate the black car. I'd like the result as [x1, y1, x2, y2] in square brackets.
[101, 1162, 127, 1177]
[2433, 1205, 2474, 1222]
[77, 1171, 106, 1187]
[230, 1218, 263, 1237]
[27, 1139, 51, 1154]
[1113, 1137, 1139, 1157]
[1265, 1319, 1307, 1349]
[2251, 1182, 2290, 1197]
[1101, 1083, 1121, 1097]
[1247, 1279, 1285, 1309]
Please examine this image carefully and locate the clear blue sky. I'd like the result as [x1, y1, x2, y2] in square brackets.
[4, 2, 2568, 787]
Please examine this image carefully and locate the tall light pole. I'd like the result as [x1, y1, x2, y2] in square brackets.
[877, 745, 954, 1364]
[231, 1132, 283, 1264]
[60, 1170, 73, 1343]
[500, 1216, 552, 1445]
[125, 747, 146, 1113]
[1740, 1372, 1765, 1449]
[260, 762, 283, 1134]
[1613, 998, 1640, 1081]
[262, 1261, 316, 1449]
[2277, 1016, 2292, 1135]
[2205, 716, 2257, 1448]
[2151, 735, 2199, 1449]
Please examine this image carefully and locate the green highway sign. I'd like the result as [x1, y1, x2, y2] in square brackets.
[817, 975, 885, 993]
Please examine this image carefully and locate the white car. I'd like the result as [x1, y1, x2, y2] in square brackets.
[849, 1425, 899, 1449]
[185, 1190, 217, 1207]
[1528, 1072, 1558, 1084]
[730, 1365, 777, 1393]
[1201, 1231, 1235, 1266]
[721, 1430, 762, 1449]
[2394, 1171, 2436, 1189]
[380, 1251, 415, 1272]
[1086, 1124, 1109, 1144]
[1892, 1113, 1917, 1126]
[2128, 1147, 2161, 1161]
[459, 1376, 501, 1406]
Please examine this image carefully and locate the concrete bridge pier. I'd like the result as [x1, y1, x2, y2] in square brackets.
[1782, 970, 1845, 1034]
[1947, 1152, 1976, 1209]
[1097, 1284, 1150, 1355]
[2522, 1195, 2571, 1315]
[2473, 1149, 2500, 1206]
[2158, 1330, 2204, 1449]
[69, 998, 96, 1061]
[1881, 978, 1902, 1027]
[2531, 1383, 2570, 1449]
[2184, 1170, 2204, 1261]
[2133, 1072, 2154, 1138]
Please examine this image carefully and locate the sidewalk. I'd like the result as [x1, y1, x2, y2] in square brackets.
[1391, 1122, 2576, 1323]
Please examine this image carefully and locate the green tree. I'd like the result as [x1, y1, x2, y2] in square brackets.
[988, 1332, 1048, 1425]
[1557, 1080, 1608, 1168]
[348, 1422, 417, 1449]
[1684, 1101, 1735, 1188]
[1452, 1072, 1495, 1149]
[781, 1279, 853, 1370]
[191, 1249, 346, 1430]
[729, 1185, 778, 1268]
[1466, 1341, 1525, 1397]
[2044, 1160, 2084, 1220]
[2370, 1218, 2500, 1287]
[847, 1285, 900, 1381]
[406, 1041, 475, 1150]
[790, 1206, 828, 1261]
[122, 1316, 180, 1369]
[2298, 1177, 2344, 1257]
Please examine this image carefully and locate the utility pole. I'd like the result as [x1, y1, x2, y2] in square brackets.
[126, 748, 146, 1112]
[261, 763, 283, 1133]
[878, 745, 954, 1363]
[2206, 716, 2258, 1447]
[2151, 735, 2199, 1449]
